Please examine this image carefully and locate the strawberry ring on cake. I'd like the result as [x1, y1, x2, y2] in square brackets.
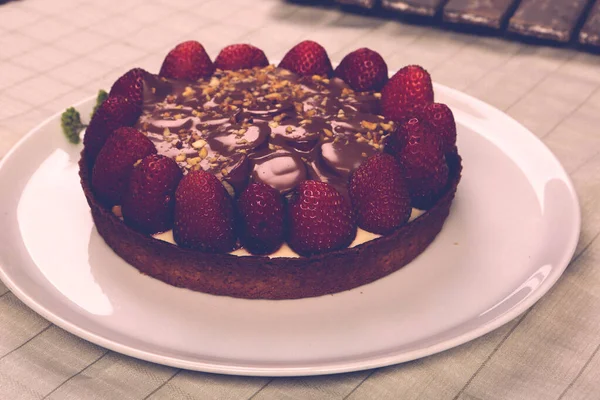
[77, 40, 462, 299]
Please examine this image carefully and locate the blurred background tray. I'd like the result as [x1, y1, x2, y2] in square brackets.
[325, 0, 600, 50]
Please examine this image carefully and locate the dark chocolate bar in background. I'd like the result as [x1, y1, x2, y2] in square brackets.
[335, 0, 377, 8]
[443, 0, 518, 29]
[382, 0, 445, 17]
[579, 0, 600, 47]
[508, 0, 591, 42]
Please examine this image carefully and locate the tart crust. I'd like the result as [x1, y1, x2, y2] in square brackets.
[79, 152, 461, 300]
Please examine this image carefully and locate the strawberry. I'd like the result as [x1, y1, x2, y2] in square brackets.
[279, 40, 333, 77]
[349, 153, 411, 234]
[396, 118, 449, 209]
[287, 180, 355, 256]
[159, 40, 214, 81]
[121, 154, 183, 234]
[421, 103, 457, 154]
[237, 183, 285, 255]
[173, 170, 236, 253]
[83, 95, 142, 162]
[385, 115, 427, 154]
[109, 68, 149, 107]
[334, 48, 388, 92]
[381, 65, 434, 122]
[213, 44, 269, 71]
[91, 127, 157, 206]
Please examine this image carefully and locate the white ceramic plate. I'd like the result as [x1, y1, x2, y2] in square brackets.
[0, 84, 580, 376]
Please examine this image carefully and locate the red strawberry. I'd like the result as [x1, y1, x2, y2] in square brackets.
[214, 44, 269, 71]
[287, 180, 355, 256]
[109, 68, 149, 107]
[385, 115, 427, 154]
[92, 127, 157, 206]
[334, 48, 388, 92]
[159, 40, 214, 81]
[381, 65, 434, 122]
[237, 183, 285, 255]
[173, 170, 236, 253]
[421, 103, 457, 154]
[396, 118, 449, 209]
[121, 154, 183, 234]
[279, 40, 333, 77]
[83, 95, 142, 162]
[349, 153, 411, 234]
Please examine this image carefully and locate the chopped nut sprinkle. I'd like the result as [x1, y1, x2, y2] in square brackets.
[187, 157, 201, 166]
[192, 139, 207, 149]
[264, 92, 282, 100]
[361, 121, 378, 131]
[182, 86, 196, 97]
[199, 147, 209, 159]
[380, 122, 394, 131]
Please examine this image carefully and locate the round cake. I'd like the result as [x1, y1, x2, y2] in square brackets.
[76, 40, 462, 300]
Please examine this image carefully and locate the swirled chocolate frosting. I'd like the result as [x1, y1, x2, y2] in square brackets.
[135, 65, 397, 197]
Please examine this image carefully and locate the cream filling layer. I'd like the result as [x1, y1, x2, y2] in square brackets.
[152, 208, 425, 258]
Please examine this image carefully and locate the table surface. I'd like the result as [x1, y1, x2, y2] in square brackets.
[1, 0, 600, 399]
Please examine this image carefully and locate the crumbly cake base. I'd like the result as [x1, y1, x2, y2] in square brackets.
[79, 153, 461, 300]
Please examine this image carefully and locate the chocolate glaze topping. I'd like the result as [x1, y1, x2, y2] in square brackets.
[135, 65, 397, 197]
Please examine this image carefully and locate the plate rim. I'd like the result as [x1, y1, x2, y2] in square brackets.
[0, 84, 581, 376]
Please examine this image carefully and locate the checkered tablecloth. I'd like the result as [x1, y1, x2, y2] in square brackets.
[1, 0, 600, 399]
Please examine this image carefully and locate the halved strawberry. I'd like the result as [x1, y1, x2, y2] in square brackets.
[349, 153, 411, 234]
[173, 170, 236, 253]
[381, 65, 434, 122]
[121, 154, 183, 234]
[109, 68, 149, 107]
[279, 40, 333, 77]
[287, 180, 355, 256]
[237, 183, 285, 255]
[213, 44, 269, 71]
[91, 127, 157, 206]
[159, 40, 214, 81]
[334, 48, 388, 92]
[396, 118, 448, 209]
[83, 95, 142, 162]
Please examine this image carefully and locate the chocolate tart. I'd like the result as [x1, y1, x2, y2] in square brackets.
[80, 62, 462, 300]
[80, 151, 460, 300]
